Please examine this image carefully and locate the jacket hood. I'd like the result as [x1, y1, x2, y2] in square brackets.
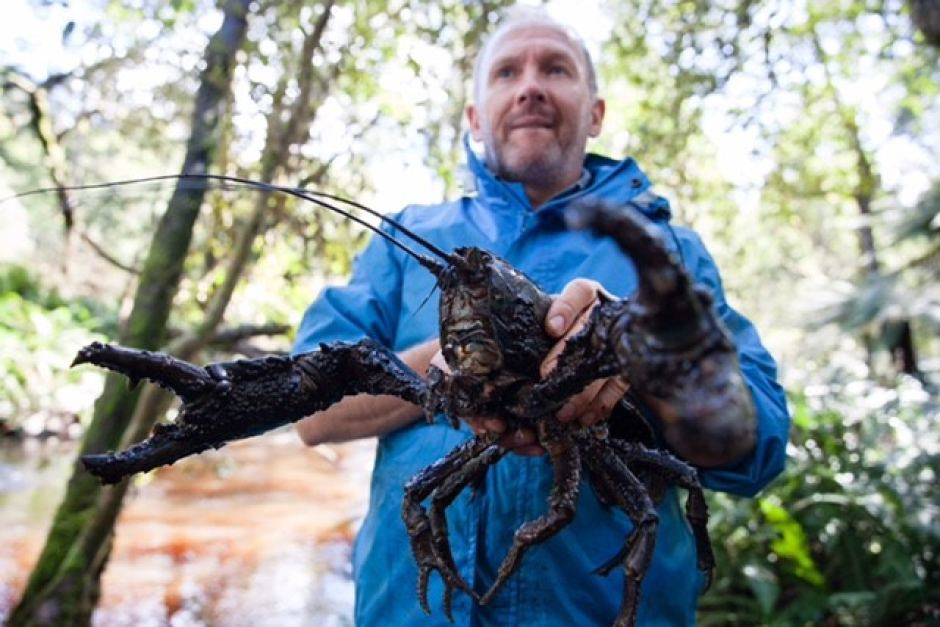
[463, 134, 672, 222]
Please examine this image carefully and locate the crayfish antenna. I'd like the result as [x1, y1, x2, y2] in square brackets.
[71, 342, 216, 402]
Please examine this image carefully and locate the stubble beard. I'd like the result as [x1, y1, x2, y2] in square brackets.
[485, 141, 571, 189]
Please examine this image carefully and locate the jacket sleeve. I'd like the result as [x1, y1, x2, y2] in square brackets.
[675, 229, 790, 497]
[292, 220, 404, 355]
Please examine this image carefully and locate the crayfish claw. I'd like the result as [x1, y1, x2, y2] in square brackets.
[70, 341, 100, 367]
[81, 425, 210, 484]
[442, 584, 455, 623]
[70, 342, 215, 402]
[592, 546, 628, 577]
[417, 567, 432, 615]
[81, 453, 128, 485]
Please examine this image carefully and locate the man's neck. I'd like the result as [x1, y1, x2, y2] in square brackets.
[525, 184, 556, 209]
[524, 167, 591, 209]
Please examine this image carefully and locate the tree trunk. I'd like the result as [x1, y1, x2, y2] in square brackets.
[910, 0, 940, 47]
[5, 72, 75, 234]
[811, 27, 920, 376]
[8, 2, 252, 625]
[847, 126, 919, 376]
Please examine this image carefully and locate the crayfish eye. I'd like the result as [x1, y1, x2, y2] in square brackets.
[465, 248, 491, 267]
[491, 292, 512, 313]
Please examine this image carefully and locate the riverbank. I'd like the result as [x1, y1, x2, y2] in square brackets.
[0, 432, 373, 626]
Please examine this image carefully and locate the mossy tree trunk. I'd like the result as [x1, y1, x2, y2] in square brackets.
[9, 2, 253, 625]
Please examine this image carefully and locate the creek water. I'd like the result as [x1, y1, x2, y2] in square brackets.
[0, 432, 374, 626]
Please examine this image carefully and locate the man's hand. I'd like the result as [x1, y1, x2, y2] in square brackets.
[541, 278, 630, 427]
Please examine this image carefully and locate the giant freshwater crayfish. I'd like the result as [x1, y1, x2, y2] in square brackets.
[19, 175, 757, 627]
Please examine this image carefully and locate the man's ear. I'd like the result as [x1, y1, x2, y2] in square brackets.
[466, 105, 483, 141]
[588, 98, 606, 137]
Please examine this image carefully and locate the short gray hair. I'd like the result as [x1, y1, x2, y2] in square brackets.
[472, 6, 599, 101]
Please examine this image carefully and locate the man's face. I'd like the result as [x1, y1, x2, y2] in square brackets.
[467, 24, 605, 190]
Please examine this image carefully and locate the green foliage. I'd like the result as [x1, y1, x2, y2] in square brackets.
[815, 180, 940, 362]
[701, 373, 939, 626]
[0, 264, 116, 429]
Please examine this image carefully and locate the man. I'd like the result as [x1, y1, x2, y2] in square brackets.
[294, 9, 789, 626]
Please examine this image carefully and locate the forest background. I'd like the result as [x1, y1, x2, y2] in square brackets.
[0, 0, 937, 625]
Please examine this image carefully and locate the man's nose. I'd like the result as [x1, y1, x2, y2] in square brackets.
[515, 70, 547, 104]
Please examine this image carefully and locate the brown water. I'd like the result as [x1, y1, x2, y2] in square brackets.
[0, 432, 374, 626]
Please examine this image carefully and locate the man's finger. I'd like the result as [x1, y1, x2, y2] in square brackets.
[498, 428, 545, 456]
[545, 278, 602, 337]
[541, 305, 595, 377]
[579, 376, 630, 427]
[556, 379, 605, 422]
[465, 416, 507, 434]
[511, 444, 546, 457]
[484, 418, 507, 433]
[428, 350, 451, 374]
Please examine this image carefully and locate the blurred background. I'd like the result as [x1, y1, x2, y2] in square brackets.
[0, 0, 937, 625]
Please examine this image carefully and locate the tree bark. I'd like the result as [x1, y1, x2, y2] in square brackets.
[811, 26, 920, 376]
[910, 0, 940, 47]
[9, 2, 253, 625]
[4, 72, 75, 234]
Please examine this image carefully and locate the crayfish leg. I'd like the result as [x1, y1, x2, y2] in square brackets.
[607, 440, 715, 590]
[479, 425, 581, 606]
[402, 437, 490, 617]
[578, 435, 660, 627]
[428, 442, 505, 617]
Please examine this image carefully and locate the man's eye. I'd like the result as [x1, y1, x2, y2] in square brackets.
[548, 65, 569, 75]
[495, 67, 514, 79]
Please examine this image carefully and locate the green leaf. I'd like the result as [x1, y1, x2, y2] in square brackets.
[759, 498, 826, 587]
[742, 562, 780, 616]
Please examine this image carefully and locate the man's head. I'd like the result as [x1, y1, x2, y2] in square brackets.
[467, 9, 605, 206]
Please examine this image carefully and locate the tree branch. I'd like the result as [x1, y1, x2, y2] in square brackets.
[76, 228, 141, 275]
[4, 70, 75, 233]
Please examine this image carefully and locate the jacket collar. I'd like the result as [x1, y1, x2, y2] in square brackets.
[463, 134, 672, 222]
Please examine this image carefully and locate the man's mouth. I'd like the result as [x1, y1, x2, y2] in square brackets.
[508, 114, 556, 131]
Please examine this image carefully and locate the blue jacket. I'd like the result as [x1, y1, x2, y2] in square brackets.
[294, 145, 790, 626]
